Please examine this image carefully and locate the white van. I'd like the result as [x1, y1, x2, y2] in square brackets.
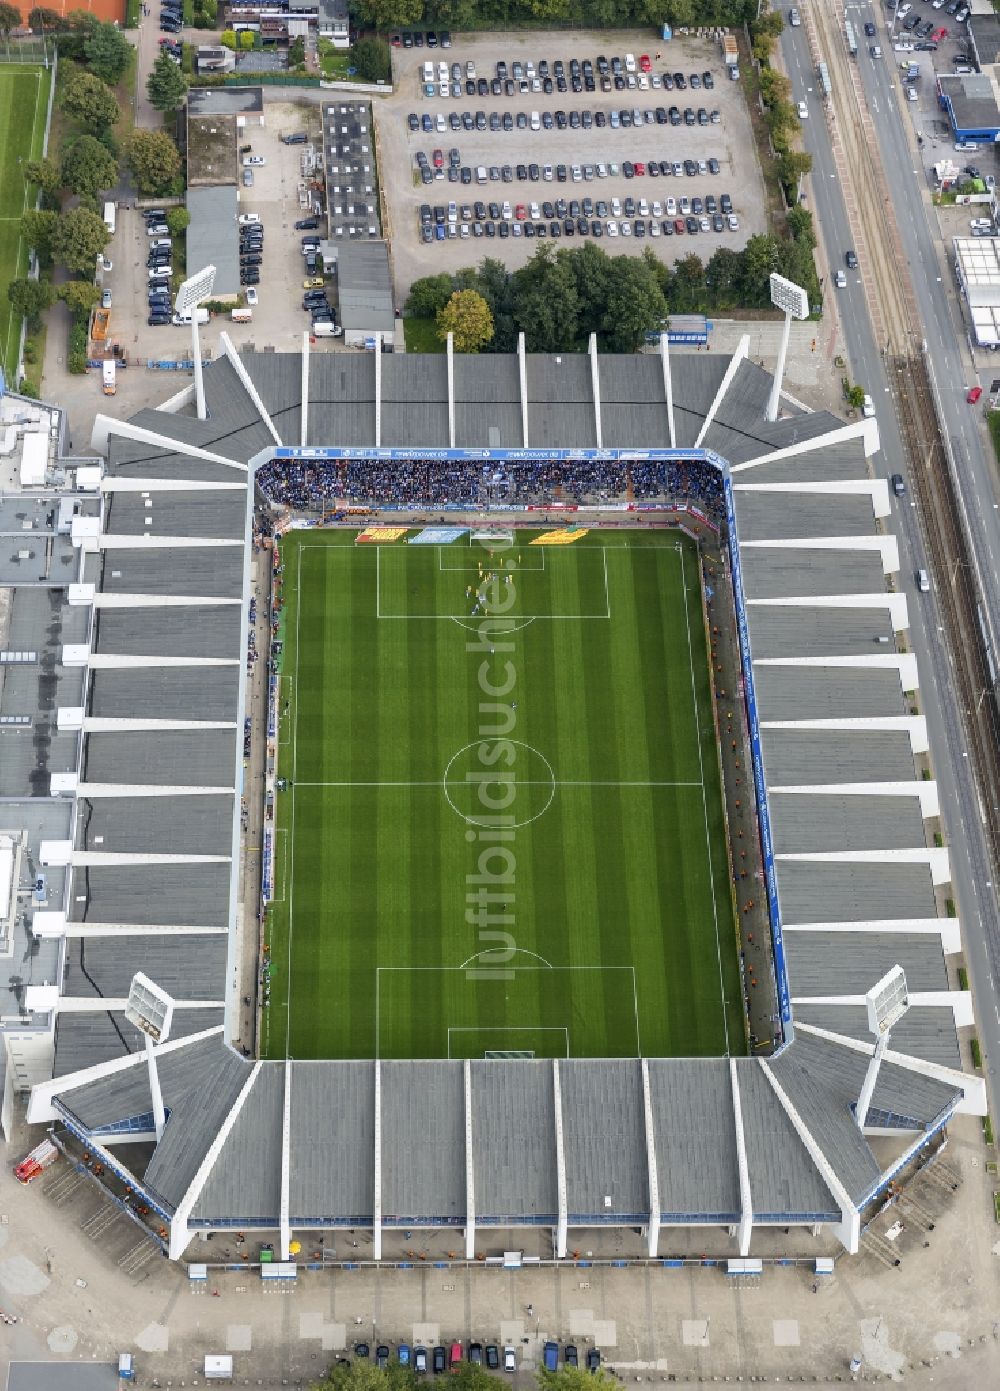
[530, 110, 540, 130]
[624, 52, 637, 73]
[231, 307, 253, 323]
[103, 201, 116, 235]
[422, 60, 434, 82]
[312, 321, 341, 337]
[916, 568, 930, 593]
[172, 308, 209, 326]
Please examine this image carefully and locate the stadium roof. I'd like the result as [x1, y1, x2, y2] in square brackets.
[11, 332, 982, 1262]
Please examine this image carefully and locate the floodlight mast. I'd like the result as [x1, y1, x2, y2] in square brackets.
[176, 265, 217, 421]
[765, 273, 809, 423]
[855, 965, 909, 1131]
[125, 972, 175, 1144]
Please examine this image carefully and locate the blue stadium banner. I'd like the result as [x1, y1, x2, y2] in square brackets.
[272, 447, 700, 463]
[408, 527, 469, 544]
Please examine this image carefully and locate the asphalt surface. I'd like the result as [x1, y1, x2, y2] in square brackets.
[781, 10, 1000, 1118]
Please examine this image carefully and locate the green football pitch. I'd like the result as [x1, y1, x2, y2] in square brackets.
[263, 528, 744, 1062]
[0, 66, 51, 383]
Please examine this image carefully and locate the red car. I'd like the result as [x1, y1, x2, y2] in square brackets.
[967, 386, 983, 404]
[449, 1343, 463, 1369]
[432, 148, 443, 168]
[674, 217, 686, 235]
[639, 53, 651, 73]
[514, 203, 527, 220]
[634, 161, 646, 176]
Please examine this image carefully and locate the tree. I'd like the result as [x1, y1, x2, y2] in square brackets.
[0, 2, 22, 34]
[24, 157, 63, 196]
[739, 233, 785, 304]
[667, 252, 706, 312]
[166, 206, 191, 237]
[538, 1369, 618, 1391]
[239, 28, 254, 49]
[567, 241, 614, 331]
[437, 288, 494, 352]
[600, 255, 667, 352]
[405, 272, 454, 319]
[28, 5, 61, 29]
[147, 49, 188, 112]
[60, 134, 119, 198]
[352, 36, 391, 83]
[288, 35, 306, 66]
[219, 28, 237, 49]
[8, 278, 53, 321]
[50, 205, 109, 276]
[58, 280, 102, 316]
[758, 67, 791, 106]
[124, 128, 182, 195]
[83, 19, 131, 83]
[21, 208, 58, 260]
[354, 0, 422, 33]
[60, 70, 121, 132]
[511, 244, 580, 352]
[775, 149, 812, 194]
[705, 246, 744, 306]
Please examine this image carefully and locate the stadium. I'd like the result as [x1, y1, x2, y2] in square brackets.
[2, 332, 985, 1270]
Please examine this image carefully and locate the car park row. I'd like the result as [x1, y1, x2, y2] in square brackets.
[409, 105, 722, 135]
[415, 54, 715, 102]
[418, 193, 739, 243]
[350, 1339, 601, 1374]
[415, 148, 724, 185]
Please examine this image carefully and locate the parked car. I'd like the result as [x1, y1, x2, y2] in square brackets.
[432, 1347, 446, 1374]
[414, 1347, 427, 1374]
[503, 1347, 517, 1373]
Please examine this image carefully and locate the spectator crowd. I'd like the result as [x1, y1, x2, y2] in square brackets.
[255, 456, 726, 518]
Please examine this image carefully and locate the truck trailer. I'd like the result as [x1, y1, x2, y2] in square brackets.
[102, 359, 116, 395]
[14, 1137, 57, 1184]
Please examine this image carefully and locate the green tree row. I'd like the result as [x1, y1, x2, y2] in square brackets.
[312, 1356, 615, 1391]
[352, 0, 754, 37]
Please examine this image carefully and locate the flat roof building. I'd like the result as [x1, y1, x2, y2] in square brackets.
[186, 186, 240, 300]
[334, 240, 394, 343]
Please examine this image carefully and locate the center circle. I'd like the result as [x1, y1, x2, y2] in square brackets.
[443, 739, 556, 830]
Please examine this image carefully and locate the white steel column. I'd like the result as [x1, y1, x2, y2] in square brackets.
[192, 317, 207, 421]
[279, 1057, 292, 1260]
[765, 310, 792, 423]
[145, 1035, 166, 1143]
[374, 335, 382, 448]
[729, 1060, 754, 1256]
[301, 331, 311, 446]
[640, 1059, 660, 1258]
[518, 331, 529, 446]
[464, 1058, 476, 1259]
[447, 332, 456, 447]
[552, 1059, 568, 1258]
[218, 333, 281, 444]
[589, 333, 602, 449]
[373, 1059, 383, 1260]
[660, 332, 676, 449]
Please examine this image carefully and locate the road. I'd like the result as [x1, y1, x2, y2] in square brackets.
[780, 6, 1000, 1119]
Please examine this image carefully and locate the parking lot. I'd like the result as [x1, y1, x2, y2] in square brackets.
[376, 29, 766, 300]
[105, 101, 339, 363]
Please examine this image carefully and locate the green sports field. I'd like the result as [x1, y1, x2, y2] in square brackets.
[0, 66, 51, 383]
[264, 527, 744, 1063]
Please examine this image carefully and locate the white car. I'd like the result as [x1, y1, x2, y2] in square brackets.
[862, 393, 876, 418]
[246, 287, 258, 306]
[530, 110, 540, 129]
[728, 213, 740, 231]
[146, 222, 168, 237]
[624, 52, 636, 72]
[834, 268, 847, 287]
[789, 6, 801, 25]
[435, 113, 446, 131]
[571, 164, 582, 181]
[620, 220, 632, 236]
[503, 1348, 516, 1373]
[797, 99, 808, 119]
[238, 213, 260, 225]
[666, 196, 677, 216]
[148, 266, 171, 280]
[150, 238, 171, 250]
[870, 45, 882, 59]
[242, 155, 265, 167]
[650, 220, 661, 236]
[607, 219, 619, 236]
[905, 86, 917, 101]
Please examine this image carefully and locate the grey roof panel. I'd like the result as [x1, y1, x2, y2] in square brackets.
[62, 933, 227, 999]
[52, 1010, 224, 1078]
[793, 1004, 961, 1069]
[560, 1060, 648, 1220]
[741, 547, 888, 600]
[648, 1059, 740, 1218]
[784, 930, 947, 995]
[669, 354, 732, 447]
[289, 1061, 374, 1222]
[770, 794, 926, 852]
[733, 437, 871, 484]
[92, 607, 240, 660]
[734, 1059, 840, 1218]
[734, 492, 875, 541]
[761, 730, 917, 786]
[193, 1065, 283, 1223]
[241, 351, 305, 446]
[748, 605, 894, 659]
[103, 491, 247, 540]
[75, 795, 234, 856]
[380, 1061, 464, 1221]
[87, 666, 239, 721]
[100, 548, 244, 598]
[470, 1060, 558, 1221]
[66, 864, 233, 927]
[81, 729, 238, 787]
[754, 666, 905, 720]
[776, 861, 937, 923]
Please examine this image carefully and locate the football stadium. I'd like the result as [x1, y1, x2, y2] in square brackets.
[1, 333, 985, 1269]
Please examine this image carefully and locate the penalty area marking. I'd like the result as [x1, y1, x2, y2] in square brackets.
[376, 545, 612, 619]
[447, 1026, 570, 1059]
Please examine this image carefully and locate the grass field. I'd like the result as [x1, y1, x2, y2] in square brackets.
[0, 66, 51, 385]
[264, 527, 743, 1063]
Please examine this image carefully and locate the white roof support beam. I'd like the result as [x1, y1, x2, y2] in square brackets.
[67, 852, 230, 867]
[761, 715, 928, 755]
[98, 536, 244, 550]
[464, 1057, 476, 1259]
[90, 594, 243, 609]
[589, 333, 603, 450]
[739, 535, 901, 575]
[43, 922, 228, 938]
[84, 656, 239, 670]
[784, 916, 959, 954]
[729, 1061, 753, 1257]
[91, 416, 246, 473]
[771, 781, 939, 819]
[640, 1059, 660, 1258]
[169, 1061, 263, 1261]
[100, 478, 247, 493]
[732, 416, 877, 472]
[82, 717, 238, 732]
[747, 592, 909, 631]
[552, 1059, 568, 1258]
[518, 331, 529, 446]
[660, 332, 676, 449]
[735, 478, 891, 520]
[447, 332, 456, 448]
[374, 333, 382, 448]
[794, 990, 975, 1029]
[755, 653, 919, 692]
[218, 332, 282, 445]
[759, 1059, 861, 1255]
[373, 1059, 383, 1261]
[75, 784, 237, 799]
[279, 1058, 292, 1260]
[301, 331, 311, 447]
[693, 334, 748, 448]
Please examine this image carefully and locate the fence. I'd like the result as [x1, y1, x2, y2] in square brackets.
[0, 37, 53, 67]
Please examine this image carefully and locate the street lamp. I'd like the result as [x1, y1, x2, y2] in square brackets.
[175, 264, 217, 421]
